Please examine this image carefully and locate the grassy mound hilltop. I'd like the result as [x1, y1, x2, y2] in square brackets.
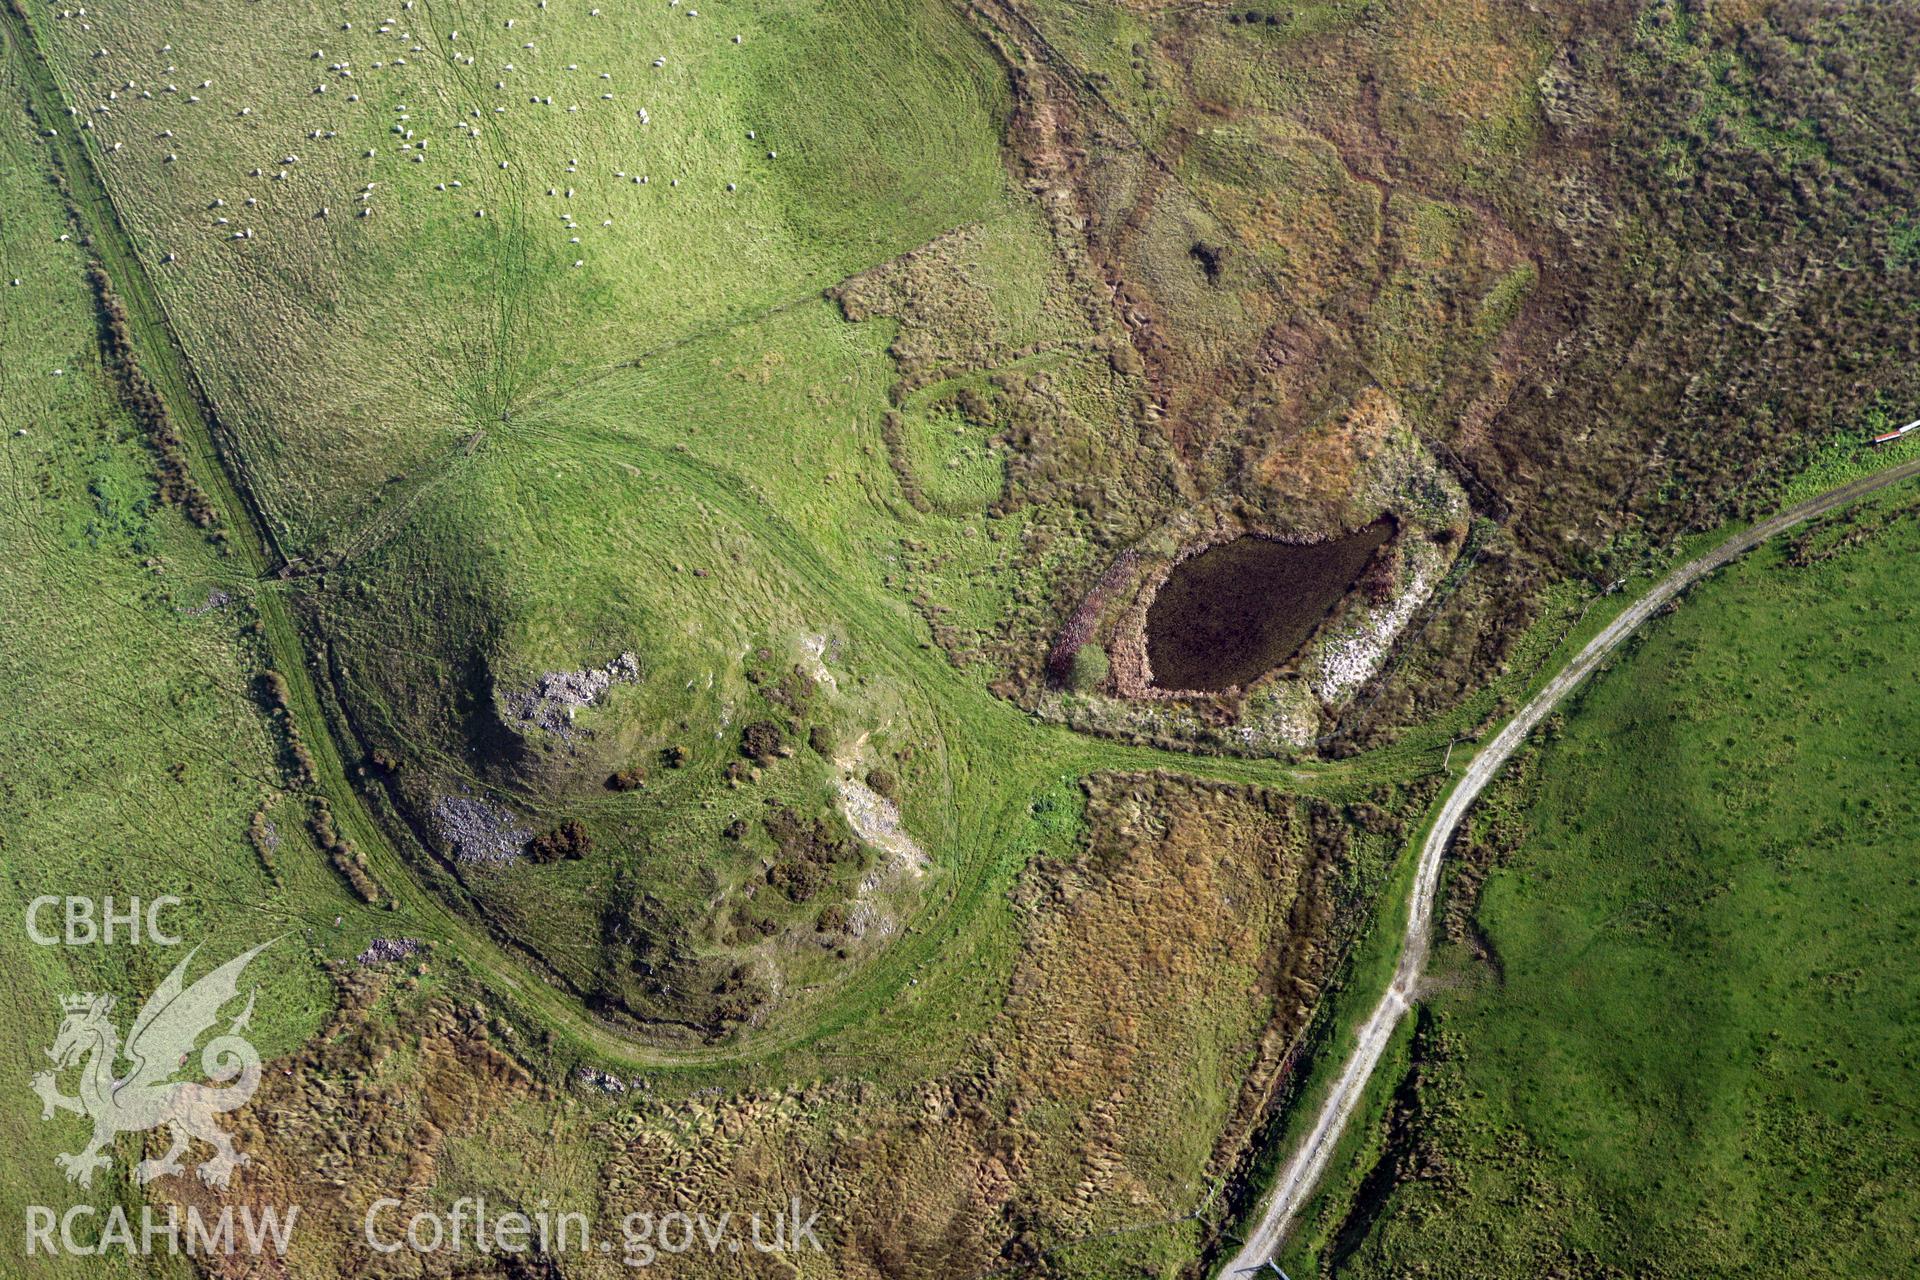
[23, 0, 1028, 1041]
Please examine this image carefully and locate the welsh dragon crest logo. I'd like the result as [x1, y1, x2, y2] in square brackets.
[31, 941, 272, 1189]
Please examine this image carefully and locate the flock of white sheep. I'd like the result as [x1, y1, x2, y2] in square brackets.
[44, 0, 776, 267]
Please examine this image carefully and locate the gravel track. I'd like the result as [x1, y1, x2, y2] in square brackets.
[1223, 456, 1920, 1274]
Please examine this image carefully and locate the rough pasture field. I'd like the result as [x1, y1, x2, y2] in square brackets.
[142, 770, 1420, 1278]
[1298, 489, 1920, 1277]
[989, 0, 1920, 757]
[6, 0, 1920, 1277]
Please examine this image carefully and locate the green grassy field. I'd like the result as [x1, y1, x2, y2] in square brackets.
[26, 0, 1012, 541]
[1319, 485, 1920, 1277]
[0, 38, 352, 1272]
[0, 0, 1606, 1088]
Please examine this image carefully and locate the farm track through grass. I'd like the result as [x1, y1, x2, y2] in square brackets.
[0, 23, 350, 1270]
[3, 3, 286, 570]
[1312, 480, 1920, 1277]
[1218, 456, 1920, 1276]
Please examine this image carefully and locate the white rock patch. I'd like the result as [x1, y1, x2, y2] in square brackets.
[503, 650, 638, 738]
[835, 773, 928, 876]
[1310, 562, 1436, 703]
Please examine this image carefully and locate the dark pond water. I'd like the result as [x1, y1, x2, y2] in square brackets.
[1145, 520, 1395, 692]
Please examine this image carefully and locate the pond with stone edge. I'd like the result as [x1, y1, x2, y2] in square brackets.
[1144, 520, 1395, 692]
